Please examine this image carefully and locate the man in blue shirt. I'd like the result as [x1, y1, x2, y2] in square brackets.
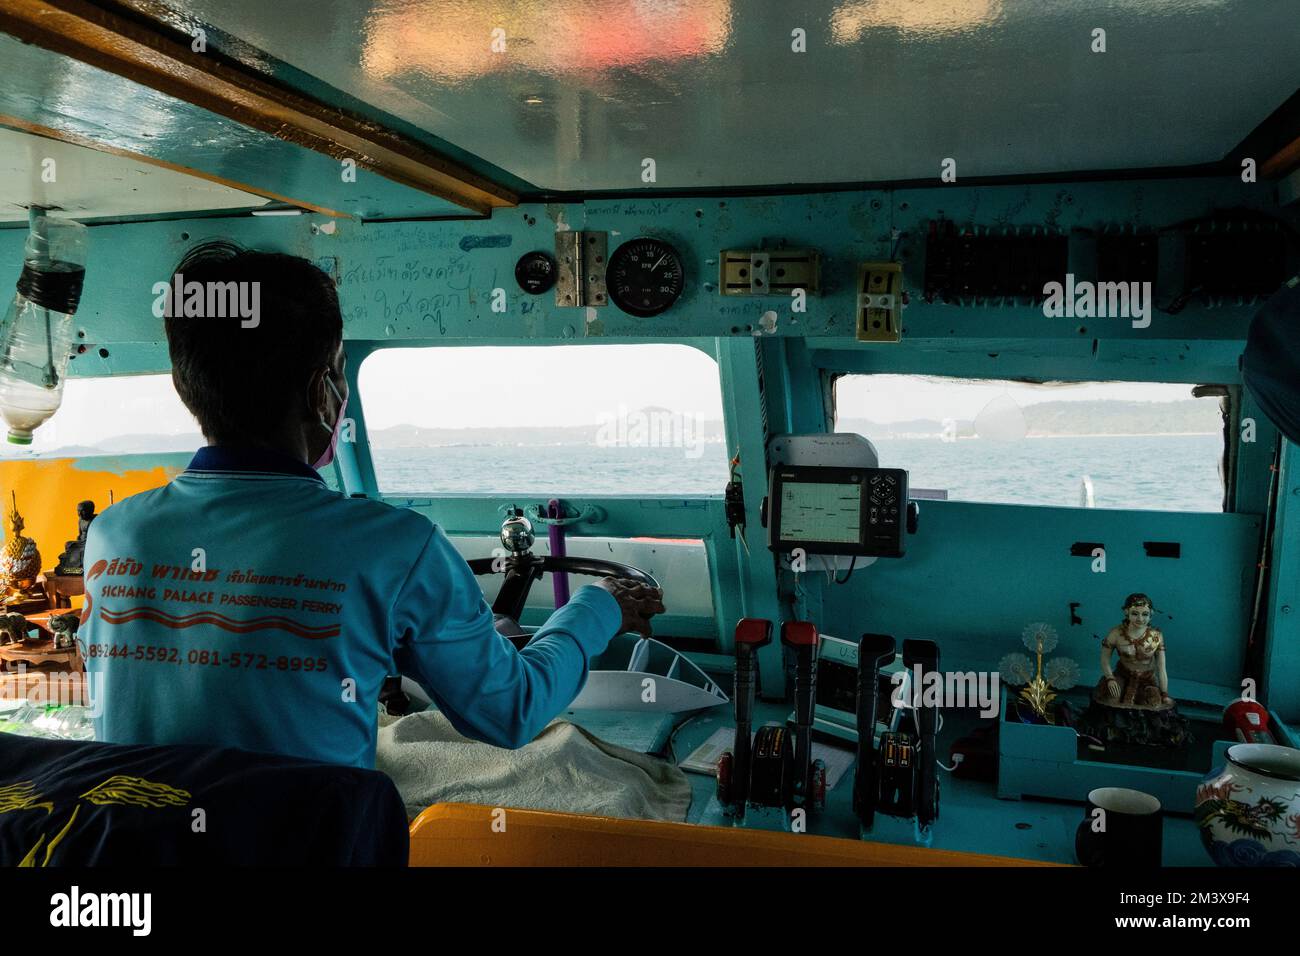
[1244, 278, 1300, 445]
[82, 246, 663, 769]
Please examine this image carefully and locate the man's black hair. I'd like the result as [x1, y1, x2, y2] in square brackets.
[164, 242, 342, 445]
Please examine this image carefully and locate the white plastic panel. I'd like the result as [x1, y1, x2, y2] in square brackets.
[448, 534, 715, 621]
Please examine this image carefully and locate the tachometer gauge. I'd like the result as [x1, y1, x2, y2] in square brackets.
[606, 238, 685, 317]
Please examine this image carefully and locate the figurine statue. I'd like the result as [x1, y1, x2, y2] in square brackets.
[54, 500, 96, 575]
[49, 610, 79, 649]
[1094, 593, 1172, 710]
[0, 611, 32, 645]
[1077, 592, 1191, 748]
[0, 492, 42, 602]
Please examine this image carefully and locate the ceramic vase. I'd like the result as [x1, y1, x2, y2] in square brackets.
[1195, 743, 1300, 866]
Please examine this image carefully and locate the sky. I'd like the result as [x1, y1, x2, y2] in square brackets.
[0, 346, 1206, 454]
[356, 343, 727, 430]
[0, 373, 198, 456]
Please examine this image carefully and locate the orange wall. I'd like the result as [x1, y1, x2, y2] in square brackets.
[0, 455, 186, 575]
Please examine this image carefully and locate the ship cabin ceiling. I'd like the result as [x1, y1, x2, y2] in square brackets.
[0, 0, 1297, 218]
[114, 0, 1300, 190]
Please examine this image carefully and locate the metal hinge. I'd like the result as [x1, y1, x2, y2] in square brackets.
[555, 231, 608, 308]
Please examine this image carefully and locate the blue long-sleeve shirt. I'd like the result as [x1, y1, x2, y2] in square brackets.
[80, 446, 622, 768]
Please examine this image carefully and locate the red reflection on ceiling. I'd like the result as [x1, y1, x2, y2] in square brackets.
[362, 0, 732, 81]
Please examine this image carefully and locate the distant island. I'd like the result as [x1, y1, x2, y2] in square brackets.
[368, 420, 727, 449]
[368, 399, 1220, 448]
[2, 399, 1221, 457]
[840, 399, 1222, 440]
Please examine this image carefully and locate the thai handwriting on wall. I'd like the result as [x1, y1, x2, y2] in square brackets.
[340, 253, 474, 331]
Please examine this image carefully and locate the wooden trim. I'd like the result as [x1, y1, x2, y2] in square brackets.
[408, 802, 1062, 867]
[0, 113, 346, 218]
[1261, 135, 1300, 180]
[0, 0, 518, 215]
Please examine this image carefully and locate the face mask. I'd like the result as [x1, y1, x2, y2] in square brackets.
[312, 374, 348, 471]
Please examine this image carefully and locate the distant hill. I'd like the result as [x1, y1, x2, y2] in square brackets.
[0, 400, 1221, 457]
[840, 399, 1221, 439]
[369, 415, 728, 449]
[0, 431, 202, 459]
[371, 399, 1219, 447]
[1023, 400, 1220, 436]
[90, 432, 203, 454]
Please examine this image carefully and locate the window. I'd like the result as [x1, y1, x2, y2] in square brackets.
[359, 345, 729, 496]
[834, 375, 1225, 512]
[0, 374, 200, 459]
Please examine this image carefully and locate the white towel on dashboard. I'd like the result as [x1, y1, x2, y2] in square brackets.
[375, 709, 692, 823]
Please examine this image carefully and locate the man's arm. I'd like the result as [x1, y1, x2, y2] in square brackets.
[390, 526, 623, 749]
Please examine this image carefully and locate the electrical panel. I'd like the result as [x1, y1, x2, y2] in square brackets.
[1182, 219, 1288, 302]
[923, 222, 1067, 302]
[1096, 230, 1158, 285]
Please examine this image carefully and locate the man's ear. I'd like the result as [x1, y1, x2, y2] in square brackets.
[305, 366, 329, 424]
[297, 366, 322, 426]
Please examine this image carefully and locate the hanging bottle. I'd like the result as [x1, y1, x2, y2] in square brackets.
[0, 214, 87, 445]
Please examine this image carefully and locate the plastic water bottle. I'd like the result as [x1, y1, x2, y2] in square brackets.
[0, 215, 87, 444]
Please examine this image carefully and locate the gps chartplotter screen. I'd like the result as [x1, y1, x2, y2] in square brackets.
[768, 465, 909, 557]
[777, 481, 862, 544]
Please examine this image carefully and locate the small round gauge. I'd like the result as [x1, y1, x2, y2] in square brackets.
[606, 237, 685, 317]
[514, 251, 557, 294]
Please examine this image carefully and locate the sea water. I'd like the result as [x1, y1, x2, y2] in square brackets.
[372, 433, 1225, 513]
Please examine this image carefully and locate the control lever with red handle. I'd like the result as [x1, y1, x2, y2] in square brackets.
[782, 621, 826, 812]
[717, 618, 772, 815]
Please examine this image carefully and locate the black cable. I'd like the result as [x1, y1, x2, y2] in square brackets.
[833, 555, 858, 585]
[665, 710, 708, 763]
[1156, 284, 1203, 315]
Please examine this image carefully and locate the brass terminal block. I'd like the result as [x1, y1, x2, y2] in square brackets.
[720, 249, 821, 296]
[856, 262, 903, 342]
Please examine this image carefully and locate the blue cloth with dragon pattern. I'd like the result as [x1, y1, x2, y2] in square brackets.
[0, 731, 408, 865]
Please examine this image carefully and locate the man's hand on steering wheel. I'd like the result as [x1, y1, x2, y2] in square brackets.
[593, 578, 665, 638]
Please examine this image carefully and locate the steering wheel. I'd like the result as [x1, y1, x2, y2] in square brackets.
[467, 552, 659, 649]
